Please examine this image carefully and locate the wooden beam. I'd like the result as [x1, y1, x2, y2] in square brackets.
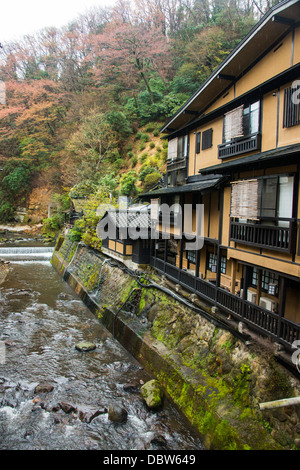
[217, 73, 235, 81]
[272, 15, 295, 26]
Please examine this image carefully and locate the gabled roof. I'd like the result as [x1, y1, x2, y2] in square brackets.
[141, 175, 226, 197]
[161, 0, 300, 134]
[100, 205, 151, 229]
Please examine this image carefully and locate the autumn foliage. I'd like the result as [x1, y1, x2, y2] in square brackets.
[0, 0, 270, 221]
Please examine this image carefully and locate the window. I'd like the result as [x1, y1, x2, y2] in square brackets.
[262, 270, 279, 295]
[220, 256, 227, 274]
[223, 101, 260, 142]
[283, 83, 300, 128]
[177, 135, 188, 159]
[230, 179, 259, 220]
[251, 267, 258, 287]
[186, 250, 196, 264]
[250, 267, 279, 295]
[167, 135, 188, 160]
[202, 128, 213, 150]
[231, 175, 294, 223]
[207, 252, 217, 271]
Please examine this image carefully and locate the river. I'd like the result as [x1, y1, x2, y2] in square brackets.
[0, 240, 204, 451]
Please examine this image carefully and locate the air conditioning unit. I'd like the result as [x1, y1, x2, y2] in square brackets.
[247, 290, 257, 303]
[259, 297, 277, 312]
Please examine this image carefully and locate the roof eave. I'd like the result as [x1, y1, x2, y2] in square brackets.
[160, 0, 299, 134]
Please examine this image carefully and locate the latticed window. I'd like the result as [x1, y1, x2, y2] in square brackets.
[186, 250, 196, 264]
[220, 256, 227, 274]
[208, 252, 217, 271]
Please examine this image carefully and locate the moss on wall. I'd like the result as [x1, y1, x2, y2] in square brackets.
[51, 239, 300, 450]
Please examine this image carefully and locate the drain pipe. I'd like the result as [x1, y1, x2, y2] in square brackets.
[259, 397, 300, 410]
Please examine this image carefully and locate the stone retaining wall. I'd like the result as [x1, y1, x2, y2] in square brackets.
[51, 236, 300, 450]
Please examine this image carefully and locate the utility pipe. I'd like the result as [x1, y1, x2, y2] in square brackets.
[259, 397, 300, 410]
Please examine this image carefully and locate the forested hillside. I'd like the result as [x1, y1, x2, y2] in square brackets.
[0, 0, 279, 235]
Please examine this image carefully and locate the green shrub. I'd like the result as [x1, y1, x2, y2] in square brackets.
[139, 166, 157, 182]
[143, 172, 162, 190]
[141, 133, 150, 142]
[69, 181, 97, 199]
[135, 131, 143, 140]
[130, 155, 138, 167]
[139, 153, 148, 164]
[42, 213, 64, 238]
[120, 170, 138, 196]
[0, 201, 14, 222]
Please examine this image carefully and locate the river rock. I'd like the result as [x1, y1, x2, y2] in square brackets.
[59, 401, 77, 413]
[34, 382, 54, 394]
[123, 382, 140, 393]
[78, 405, 107, 423]
[108, 405, 128, 423]
[140, 379, 163, 410]
[75, 341, 96, 352]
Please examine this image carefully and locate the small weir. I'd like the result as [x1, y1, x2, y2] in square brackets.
[0, 246, 54, 262]
[0, 243, 203, 450]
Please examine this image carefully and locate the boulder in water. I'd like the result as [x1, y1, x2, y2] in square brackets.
[34, 382, 54, 394]
[108, 405, 128, 423]
[140, 379, 163, 410]
[75, 341, 96, 352]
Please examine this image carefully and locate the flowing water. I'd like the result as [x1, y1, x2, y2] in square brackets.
[0, 242, 204, 451]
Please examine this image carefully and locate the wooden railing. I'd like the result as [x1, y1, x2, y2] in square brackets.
[166, 157, 187, 172]
[218, 133, 261, 159]
[230, 218, 296, 253]
[150, 255, 300, 349]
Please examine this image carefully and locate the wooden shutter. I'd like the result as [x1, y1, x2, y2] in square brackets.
[230, 179, 259, 220]
[202, 128, 213, 150]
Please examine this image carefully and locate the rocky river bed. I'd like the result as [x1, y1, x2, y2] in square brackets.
[0, 249, 204, 451]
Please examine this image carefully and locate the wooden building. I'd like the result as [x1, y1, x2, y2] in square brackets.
[99, 205, 151, 268]
[144, 0, 300, 354]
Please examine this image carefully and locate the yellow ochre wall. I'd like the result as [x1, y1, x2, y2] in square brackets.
[187, 26, 300, 177]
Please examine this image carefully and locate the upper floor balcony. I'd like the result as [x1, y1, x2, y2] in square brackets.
[166, 156, 187, 172]
[230, 217, 297, 254]
[218, 133, 261, 159]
